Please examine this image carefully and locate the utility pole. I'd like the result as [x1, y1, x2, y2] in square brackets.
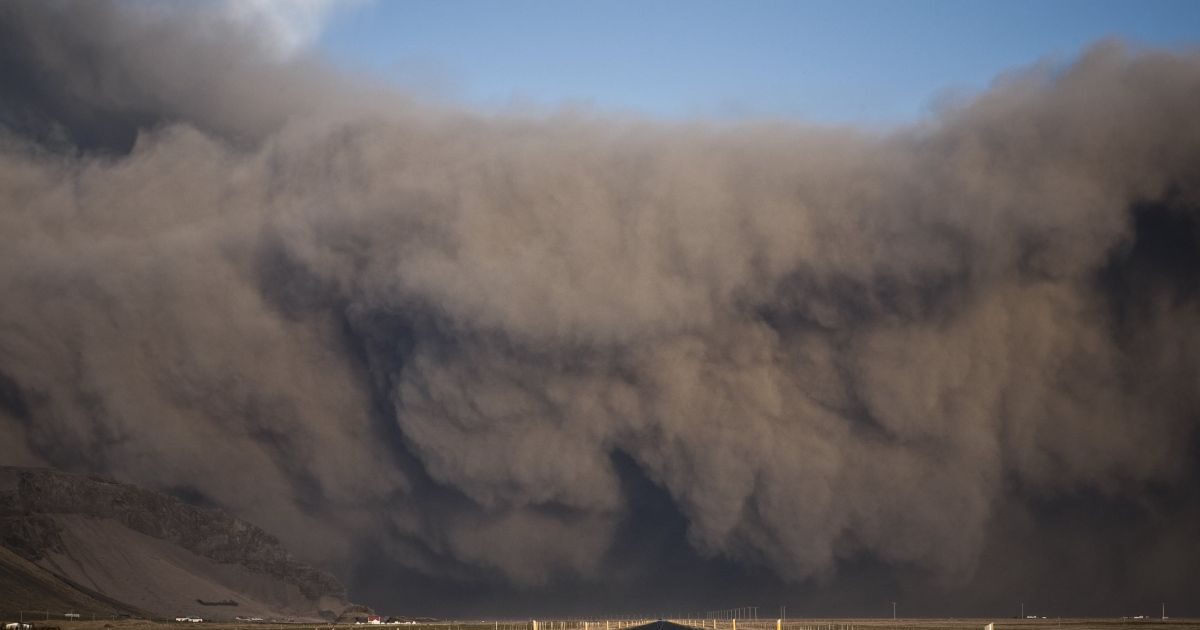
[1021, 603, 1024, 619]
[1162, 603, 1166, 620]
[892, 602, 896, 620]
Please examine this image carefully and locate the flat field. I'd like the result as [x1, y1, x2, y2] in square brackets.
[3, 619, 1199, 630]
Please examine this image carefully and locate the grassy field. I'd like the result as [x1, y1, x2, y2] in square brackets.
[712, 620, 1200, 630]
[2, 618, 1199, 630]
[691, 620, 1200, 630]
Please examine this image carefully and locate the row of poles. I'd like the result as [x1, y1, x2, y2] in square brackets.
[529, 620, 652, 630]
[521, 617, 862, 630]
[661, 620, 860, 630]
[704, 609, 759, 620]
[10, 611, 120, 622]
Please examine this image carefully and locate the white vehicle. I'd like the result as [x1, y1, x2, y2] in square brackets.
[174, 617, 204, 623]
[6, 623, 34, 630]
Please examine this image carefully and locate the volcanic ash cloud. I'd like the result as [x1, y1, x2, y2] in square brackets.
[1, 1, 1198, 598]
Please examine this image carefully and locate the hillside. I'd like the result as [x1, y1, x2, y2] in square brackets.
[0, 467, 353, 621]
[0, 544, 146, 618]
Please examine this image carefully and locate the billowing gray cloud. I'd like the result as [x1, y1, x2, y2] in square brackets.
[1, 0, 1198, 615]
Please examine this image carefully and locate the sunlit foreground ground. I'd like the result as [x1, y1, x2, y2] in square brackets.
[669, 621, 1200, 630]
[10, 618, 1200, 630]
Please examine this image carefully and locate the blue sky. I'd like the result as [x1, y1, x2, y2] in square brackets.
[317, 0, 1200, 124]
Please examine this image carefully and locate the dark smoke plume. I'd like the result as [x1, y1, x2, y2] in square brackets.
[2, 0, 1199, 616]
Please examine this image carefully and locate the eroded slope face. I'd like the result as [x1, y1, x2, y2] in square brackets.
[0, 466, 350, 620]
[0, 545, 138, 617]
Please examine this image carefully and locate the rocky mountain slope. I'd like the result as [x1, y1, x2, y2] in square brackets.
[0, 466, 353, 621]
[0, 543, 146, 618]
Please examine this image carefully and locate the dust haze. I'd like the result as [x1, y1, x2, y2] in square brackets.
[1, 0, 1198, 617]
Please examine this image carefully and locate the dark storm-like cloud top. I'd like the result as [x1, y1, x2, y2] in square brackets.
[1, 0, 1198, 611]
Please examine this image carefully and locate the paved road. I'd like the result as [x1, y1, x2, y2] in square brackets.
[631, 622, 701, 630]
